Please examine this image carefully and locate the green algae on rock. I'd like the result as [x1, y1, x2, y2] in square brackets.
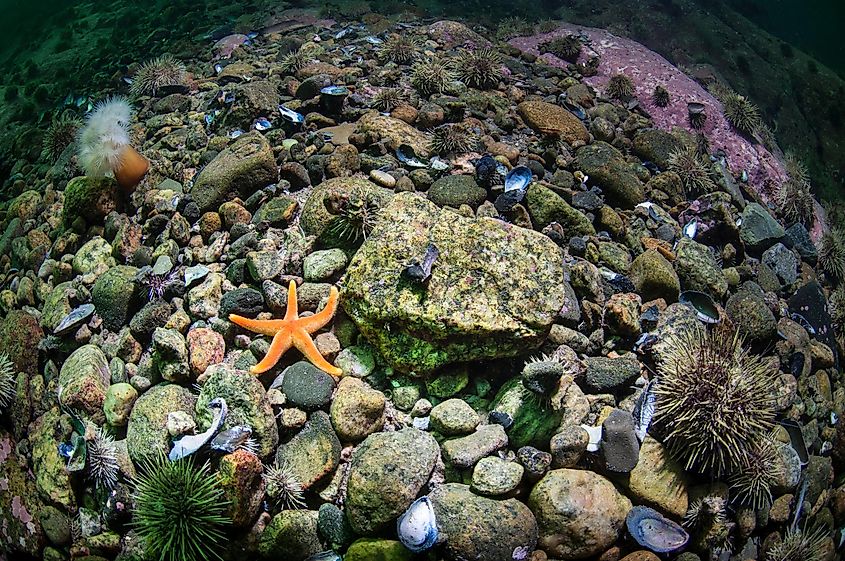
[91, 265, 140, 331]
[125, 384, 196, 465]
[61, 176, 123, 227]
[342, 192, 567, 376]
[574, 141, 645, 209]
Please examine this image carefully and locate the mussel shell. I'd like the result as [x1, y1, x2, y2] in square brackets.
[494, 189, 526, 213]
[687, 101, 706, 115]
[210, 425, 253, 453]
[779, 419, 809, 466]
[54, 304, 96, 335]
[397, 496, 438, 553]
[396, 144, 428, 168]
[626, 505, 689, 553]
[320, 85, 349, 97]
[305, 552, 342, 561]
[679, 290, 720, 324]
[504, 165, 532, 193]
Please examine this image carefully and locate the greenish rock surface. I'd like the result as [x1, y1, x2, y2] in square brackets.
[73, 237, 116, 275]
[0, 309, 43, 375]
[344, 538, 414, 561]
[196, 365, 278, 458]
[345, 427, 439, 534]
[674, 237, 728, 298]
[441, 424, 508, 469]
[429, 483, 537, 561]
[584, 355, 641, 392]
[258, 510, 323, 561]
[251, 195, 298, 226]
[58, 344, 110, 422]
[429, 398, 479, 436]
[740, 202, 785, 254]
[30, 408, 75, 509]
[427, 175, 487, 209]
[597, 240, 632, 273]
[0, 430, 46, 557]
[329, 376, 385, 442]
[471, 456, 524, 496]
[275, 411, 341, 490]
[317, 503, 355, 552]
[725, 286, 777, 346]
[529, 469, 632, 559]
[62, 176, 122, 226]
[342, 193, 567, 376]
[574, 142, 644, 209]
[191, 131, 278, 212]
[303, 248, 348, 281]
[523, 183, 595, 235]
[335, 344, 376, 378]
[91, 265, 140, 331]
[632, 129, 682, 170]
[612, 436, 688, 518]
[40, 281, 74, 332]
[151, 328, 189, 383]
[103, 383, 138, 426]
[279, 361, 336, 410]
[629, 249, 680, 302]
[300, 177, 393, 245]
[126, 384, 196, 465]
[490, 379, 563, 449]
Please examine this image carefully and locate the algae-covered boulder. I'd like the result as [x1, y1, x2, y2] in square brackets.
[0, 309, 43, 375]
[345, 427, 439, 534]
[91, 265, 140, 331]
[517, 100, 590, 145]
[300, 177, 393, 248]
[58, 344, 110, 422]
[427, 175, 488, 209]
[62, 176, 123, 226]
[345, 539, 414, 561]
[632, 129, 682, 170]
[275, 411, 341, 490]
[342, 193, 567, 376]
[190, 131, 278, 212]
[258, 510, 323, 560]
[674, 237, 728, 299]
[40, 281, 75, 332]
[0, 430, 45, 556]
[574, 142, 644, 209]
[490, 378, 563, 449]
[429, 483, 538, 561]
[195, 364, 278, 458]
[629, 249, 680, 303]
[529, 468, 632, 559]
[524, 183, 595, 236]
[29, 408, 75, 510]
[355, 111, 432, 158]
[126, 384, 197, 465]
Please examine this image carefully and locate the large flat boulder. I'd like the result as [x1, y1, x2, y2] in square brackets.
[342, 193, 567, 376]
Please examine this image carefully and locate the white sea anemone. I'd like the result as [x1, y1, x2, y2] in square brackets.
[77, 96, 133, 177]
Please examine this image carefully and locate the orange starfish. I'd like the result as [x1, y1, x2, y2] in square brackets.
[229, 280, 343, 376]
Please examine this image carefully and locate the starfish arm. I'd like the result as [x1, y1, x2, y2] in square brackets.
[292, 328, 343, 376]
[251, 330, 293, 375]
[284, 280, 299, 321]
[229, 314, 288, 337]
[296, 286, 340, 333]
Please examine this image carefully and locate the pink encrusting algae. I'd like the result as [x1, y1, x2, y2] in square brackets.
[510, 25, 789, 203]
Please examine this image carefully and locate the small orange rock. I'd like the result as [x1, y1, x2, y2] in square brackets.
[641, 237, 676, 261]
[619, 551, 660, 561]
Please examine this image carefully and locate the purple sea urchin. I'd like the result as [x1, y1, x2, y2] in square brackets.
[130, 54, 187, 97]
[606, 74, 635, 100]
[653, 327, 778, 475]
[263, 461, 306, 511]
[453, 48, 503, 90]
[43, 112, 83, 162]
[667, 145, 717, 196]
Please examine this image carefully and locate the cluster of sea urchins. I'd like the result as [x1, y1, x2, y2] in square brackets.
[653, 326, 778, 475]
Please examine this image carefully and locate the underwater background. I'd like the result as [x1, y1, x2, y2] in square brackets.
[0, 0, 844, 201]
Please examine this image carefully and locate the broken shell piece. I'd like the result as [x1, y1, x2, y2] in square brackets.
[581, 424, 602, 452]
[679, 290, 720, 324]
[626, 505, 689, 553]
[168, 397, 228, 461]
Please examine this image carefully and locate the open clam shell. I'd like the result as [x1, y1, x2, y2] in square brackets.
[626, 505, 689, 553]
[397, 496, 438, 553]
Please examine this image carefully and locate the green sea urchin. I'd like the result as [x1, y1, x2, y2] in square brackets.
[766, 525, 830, 561]
[652, 85, 670, 107]
[653, 327, 778, 475]
[43, 113, 83, 162]
[378, 34, 417, 64]
[728, 435, 782, 509]
[495, 17, 532, 41]
[370, 88, 405, 112]
[322, 190, 382, 246]
[818, 228, 845, 281]
[684, 495, 732, 552]
[785, 151, 811, 186]
[411, 56, 455, 96]
[776, 178, 816, 227]
[429, 123, 478, 154]
[130, 54, 187, 97]
[535, 19, 560, 34]
[87, 427, 119, 490]
[0, 352, 16, 413]
[606, 74, 635, 100]
[278, 46, 318, 73]
[132, 456, 229, 561]
[722, 92, 762, 136]
[667, 146, 717, 196]
[453, 48, 503, 90]
[263, 461, 306, 511]
[538, 35, 582, 63]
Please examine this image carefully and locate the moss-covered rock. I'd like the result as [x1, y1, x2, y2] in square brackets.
[40, 281, 75, 332]
[0, 309, 43, 375]
[345, 427, 439, 535]
[489, 378, 563, 449]
[126, 384, 196, 465]
[632, 129, 683, 170]
[345, 538, 414, 561]
[196, 365, 278, 458]
[258, 510, 323, 561]
[72, 236, 116, 276]
[674, 237, 728, 298]
[91, 265, 140, 331]
[342, 193, 567, 376]
[517, 100, 590, 145]
[427, 175, 487, 209]
[191, 131, 278, 212]
[275, 411, 341, 490]
[524, 184, 595, 236]
[62, 176, 123, 227]
[29, 407, 75, 510]
[218, 449, 265, 528]
[0, 430, 45, 556]
[629, 249, 680, 302]
[58, 344, 110, 422]
[355, 111, 432, 158]
[574, 142, 645, 209]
